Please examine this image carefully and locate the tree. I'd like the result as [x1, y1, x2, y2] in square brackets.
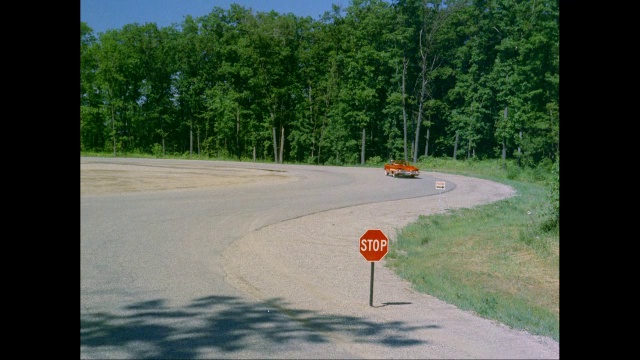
[80, 22, 106, 152]
[79, 0, 558, 169]
[93, 26, 148, 155]
[411, 1, 456, 163]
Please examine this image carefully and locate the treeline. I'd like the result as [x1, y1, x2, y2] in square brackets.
[80, 0, 559, 168]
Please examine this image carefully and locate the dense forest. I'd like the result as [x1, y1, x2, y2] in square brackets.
[80, 0, 559, 168]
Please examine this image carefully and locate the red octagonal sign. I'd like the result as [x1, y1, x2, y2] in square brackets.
[360, 229, 389, 262]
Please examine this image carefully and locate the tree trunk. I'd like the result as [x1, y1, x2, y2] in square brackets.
[236, 108, 240, 159]
[361, 128, 366, 164]
[279, 126, 285, 164]
[189, 121, 193, 157]
[424, 128, 430, 158]
[502, 137, 507, 170]
[402, 57, 408, 162]
[111, 104, 116, 156]
[453, 131, 459, 160]
[318, 92, 331, 165]
[272, 126, 278, 163]
[502, 105, 508, 170]
[414, 30, 429, 163]
[517, 130, 522, 167]
[413, 118, 421, 163]
[309, 85, 316, 161]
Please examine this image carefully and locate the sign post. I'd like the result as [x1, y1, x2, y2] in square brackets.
[436, 181, 446, 210]
[360, 229, 389, 306]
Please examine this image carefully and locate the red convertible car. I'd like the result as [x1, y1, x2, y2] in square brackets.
[384, 159, 420, 178]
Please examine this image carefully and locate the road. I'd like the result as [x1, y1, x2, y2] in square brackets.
[80, 157, 558, 359]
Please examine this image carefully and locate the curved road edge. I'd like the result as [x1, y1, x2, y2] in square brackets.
[222, 173, 559, 359]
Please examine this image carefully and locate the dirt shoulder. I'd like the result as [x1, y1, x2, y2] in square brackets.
[80, 161, 295, 196]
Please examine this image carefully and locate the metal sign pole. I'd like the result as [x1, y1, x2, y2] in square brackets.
[369, 262, 375, 307]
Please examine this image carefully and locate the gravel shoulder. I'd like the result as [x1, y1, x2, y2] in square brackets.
[221, 172, 559, 359]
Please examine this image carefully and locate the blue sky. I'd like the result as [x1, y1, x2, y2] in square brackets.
[81, 0, 351, 34]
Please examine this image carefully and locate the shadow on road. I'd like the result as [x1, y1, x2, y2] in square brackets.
[81, 295, 439, 358]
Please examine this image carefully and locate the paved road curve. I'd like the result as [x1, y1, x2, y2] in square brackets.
[80, 157, 558, 359]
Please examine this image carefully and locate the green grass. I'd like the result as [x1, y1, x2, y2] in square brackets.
[385, 157, 559, 342]
[82, 151, 559, 342]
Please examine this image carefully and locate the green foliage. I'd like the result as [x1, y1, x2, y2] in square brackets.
[505, 164, 520, 180]
[305, 156, 318, 165]
[323, 156, 343, 166]
[151, 143, 163, 158]
[538, 154, 559, 233]
[416, 157, 554, 187]
[365, 155, 384, 166]
[386, 175, 559, 341]
[80, 0, 558, 171]
[344, 153, 359, 165]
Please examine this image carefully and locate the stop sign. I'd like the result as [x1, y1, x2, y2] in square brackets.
[359, 229, 389, 261]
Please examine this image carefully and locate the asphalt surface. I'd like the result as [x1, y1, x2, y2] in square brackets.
[80, 157, 559, 359]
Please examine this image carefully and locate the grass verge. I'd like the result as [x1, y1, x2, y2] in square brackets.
[385, 160, 559, 342]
